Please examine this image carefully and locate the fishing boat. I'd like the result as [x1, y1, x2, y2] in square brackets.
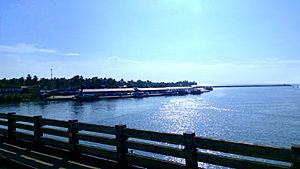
[75, 93, 99, 101]
[190, 88, 203, 95]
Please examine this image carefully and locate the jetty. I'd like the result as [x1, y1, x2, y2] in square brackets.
[0, 112, 299, 169]
[212, 84, 292, 88]
[44, 86, 212, 101]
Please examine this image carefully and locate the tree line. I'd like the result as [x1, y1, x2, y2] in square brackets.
[0, 74, 197, 90]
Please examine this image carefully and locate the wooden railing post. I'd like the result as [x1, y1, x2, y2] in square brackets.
[183, 132, 198, 169]
[68, 120, 80, 158]
[291, 145, 300, 169]
[7, 112, 16, 140]
[115, 124, 128, 168]
[33, 116, 43, 146]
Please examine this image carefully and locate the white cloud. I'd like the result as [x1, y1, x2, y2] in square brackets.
[107, 56, 121, 61]
[64, 52, 80, 56]
[265, 57, 279, 61]
[0, 43, 56, 54]
[273, 59, 300, 64]
[106, 56, 141, 64]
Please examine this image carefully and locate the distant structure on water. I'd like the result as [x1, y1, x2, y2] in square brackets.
[74, 86, 213, 101]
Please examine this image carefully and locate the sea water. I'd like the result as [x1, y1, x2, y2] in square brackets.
[1, 86, 299, 167]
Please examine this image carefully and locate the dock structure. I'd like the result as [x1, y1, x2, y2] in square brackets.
[0, 112, 299, 169]
[75, 86, 210, 100]
[212, 84, 292, 88]
[44, 86, 210, 101]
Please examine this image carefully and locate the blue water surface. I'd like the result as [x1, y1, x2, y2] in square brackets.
[0, 87, 299, 168]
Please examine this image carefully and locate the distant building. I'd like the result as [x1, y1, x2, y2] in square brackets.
[0, 87, 23, 95]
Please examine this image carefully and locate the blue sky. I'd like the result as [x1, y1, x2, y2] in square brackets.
[0, 0, 300, 84]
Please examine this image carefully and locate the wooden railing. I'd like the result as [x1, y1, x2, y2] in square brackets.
[0, 112, 299, 169]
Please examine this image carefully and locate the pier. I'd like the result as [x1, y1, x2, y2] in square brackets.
[212, 84, 292, 88]
[44, 86, 211, 101]
[0, 112, 299, 169]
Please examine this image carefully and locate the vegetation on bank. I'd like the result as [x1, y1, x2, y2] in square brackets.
[0, 74, 197, 89]
[0, 93, 39, 103]
[0, 74, 197, 103]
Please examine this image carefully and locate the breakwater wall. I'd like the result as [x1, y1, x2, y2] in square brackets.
[212, 84, 292, 88]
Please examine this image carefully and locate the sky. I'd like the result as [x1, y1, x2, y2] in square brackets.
[0, 0, 300, 85]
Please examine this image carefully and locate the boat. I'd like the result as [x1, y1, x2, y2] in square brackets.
[204, 86, 213, 91]
[75, 93, 99, 101]
[177, 90, 189, 95]
[133, 92, 148, 98]
[190, 89, 203, 95]
[164, 90, 177, 96]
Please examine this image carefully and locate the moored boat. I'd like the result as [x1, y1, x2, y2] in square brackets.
[190, 89, 203, 95]
[75, 93, 99, 101]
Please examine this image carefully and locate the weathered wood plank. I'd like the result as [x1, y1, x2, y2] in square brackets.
[194, 136, 292, 162]
[74, 122, 115, 135]
[5, 136, 124, 169]
[0, 128, 7, 135]
[0, 113, 8, 119]
[291, 145, 300, 169]
[77, 144, 119, 161]
[42, 128, 69, 138]
[0, 138, 102, 169]
[196, 151, 289, 169]
[0, 142, 54, 168]
[0, 120, 8, 126]
[7, 113, 16, 139]
[15, 131, 35, 142]
[125, 128, 183, 145]
[115, 124, 128, 167]
[14, 123, 34, 131]
[77, 133, 116, 145]
[12, 114, 34, 123]
[126, 153, 188, 169]
[0, 155, 35, 169]
[33, 116, 43, 144]
[40, 118, 69, 128]
[0, 147, 52, 169]
[126, 140, 185, 158]
[40, 137, 69, 150]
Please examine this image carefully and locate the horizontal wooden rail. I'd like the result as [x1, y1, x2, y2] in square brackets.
[195, 136, 292, 163]
[40, 118, 69, 128]
[125, 128, 183, 145]
[0, 113, 8, 119]
[15, 131, 34, 142]
[77, 144, 119, 160]
[74, 122, 115, 134]
[41, 127, 69, 138]
[0, 112, 297, 169]
[0, 120, 8, 126]
[14, 123, 34, 131]
[196, 151, 288, 169]
[12, 114, 34, 123]
[77, 133, 116, 146]
[126, 140, 186, 158]
[40, 137, 69, 150]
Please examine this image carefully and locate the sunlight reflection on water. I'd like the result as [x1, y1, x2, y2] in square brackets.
[158, 97, 233, 135]
[157, 97, 233, 168]
[1, 87, 300, 168]
[159, 98, 202, 133]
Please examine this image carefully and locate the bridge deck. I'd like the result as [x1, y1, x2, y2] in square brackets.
[0, 137, 131, 169]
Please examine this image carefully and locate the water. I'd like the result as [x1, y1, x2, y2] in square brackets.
[1, 86, 300, 147]
[0, 87, 300, 167]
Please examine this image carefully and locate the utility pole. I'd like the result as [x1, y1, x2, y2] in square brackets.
[51, 68, 53, 80]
